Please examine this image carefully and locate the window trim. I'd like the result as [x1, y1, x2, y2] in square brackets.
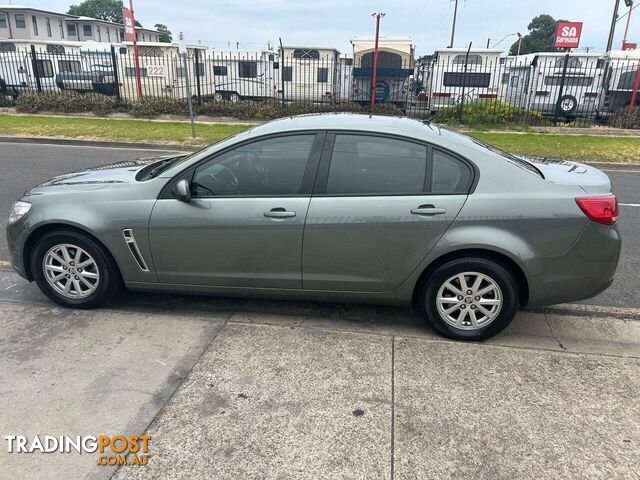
[313, 131, 477, 197]
[158, 131, 327, 200]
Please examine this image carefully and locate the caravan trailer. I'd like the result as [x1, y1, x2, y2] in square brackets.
[279, 46, 340, 102]
[506, 52, 604, 118]
[209, 49, 278, 102]
[428, 48, 503, 112]
[0, 39, 83, 97]
[599, 49, 640, 114]
[114, 42, 209, 100]
[350, 36, 414, 106]
[56, 42, 118, 95]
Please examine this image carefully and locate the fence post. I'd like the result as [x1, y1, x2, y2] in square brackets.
[553, 52, 570, 126]
[110, 45, 121, 101]
[458, 42, 472, 122]
[194, 49, 202, 105]
[278, 37, 286, 108]
[29, 45, 42, 93]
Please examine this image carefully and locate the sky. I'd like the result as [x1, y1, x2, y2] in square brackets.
[16, 0, 640, 55]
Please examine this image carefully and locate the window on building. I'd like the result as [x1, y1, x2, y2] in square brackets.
[46, 44, 66, 54]
[83, 24, 92, 36]
[293, 49, 319, 60]
[554, 57, 582, 69]
[443, 72, 491, 88]
[58, 19, 64, 37]
[34, 60, 54, 77]
[119, 29, 124, 42]
[140, 46, 161, 56]
[106, 28, 111, 42]
[453, 54, 483, 65]
[238, 61, 257, 78]
[31, 15, 38, 35]
[15, 14, 27, 29]
[0, 42, 16, 52]
[282, 66, 292, 81]
[0, 14, 7, 29]
[58, 60, 82, 73]
[45, 17, 52, 37]
[317, 67, 328, 83]
[213, 65, 228, 76]
[361, 51, 403, 68]
[326, 135, 428, 195]
[67, 23, 77, 37]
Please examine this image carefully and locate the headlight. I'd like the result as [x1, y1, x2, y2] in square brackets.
[8, 201, 31, 223]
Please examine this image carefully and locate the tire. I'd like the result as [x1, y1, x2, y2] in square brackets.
[557, 95, 578, 115]
[418, 257, 519, 341]
[30, 230, 120, 309]
[229, 92, 240, 103]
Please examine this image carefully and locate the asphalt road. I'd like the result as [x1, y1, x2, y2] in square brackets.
[0, 141, 638, 308]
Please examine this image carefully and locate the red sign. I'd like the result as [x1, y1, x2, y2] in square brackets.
[554, 21, 583, 49]
[622, 42, 638, 51]
[122, 8, 136, 42]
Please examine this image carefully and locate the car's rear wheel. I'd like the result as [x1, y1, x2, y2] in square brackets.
[31, 230, 120, 309]
[419, 257, 518, 340]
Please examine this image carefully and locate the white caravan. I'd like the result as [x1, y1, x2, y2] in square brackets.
[599, 49, 640, 114]
[428, 48, 503, 111]
[505, 52, 604, 117]
[279, 46, 340, 102]
[209, 49, 279, 102]
[350, 36, 414, 105]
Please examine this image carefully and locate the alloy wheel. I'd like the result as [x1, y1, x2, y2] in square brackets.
[42, 244, 100, 299]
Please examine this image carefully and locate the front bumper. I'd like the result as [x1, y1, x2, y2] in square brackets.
[6, 217, 30, 280]
[526, 221, 621, 306]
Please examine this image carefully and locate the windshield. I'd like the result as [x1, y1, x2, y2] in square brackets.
[471, 138, 543, 178]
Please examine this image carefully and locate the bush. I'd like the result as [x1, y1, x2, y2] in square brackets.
[16, 91, 121, 116]
[433, 100, 539, 127]
[609, 107, 640, 129]
[126, 96, 189, 117]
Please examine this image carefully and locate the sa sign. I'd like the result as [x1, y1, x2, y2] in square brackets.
[554, 21, 583, 49]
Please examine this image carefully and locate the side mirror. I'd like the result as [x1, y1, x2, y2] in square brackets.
[175, 178, 191, 202]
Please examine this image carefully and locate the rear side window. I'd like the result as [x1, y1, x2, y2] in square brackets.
[431, 150, 472, 193]
[326, 135, 427, 195]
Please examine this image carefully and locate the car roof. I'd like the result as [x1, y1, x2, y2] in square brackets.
[247, 113, 465, 144]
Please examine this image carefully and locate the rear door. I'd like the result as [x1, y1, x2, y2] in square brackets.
[302, 133, 472, 292]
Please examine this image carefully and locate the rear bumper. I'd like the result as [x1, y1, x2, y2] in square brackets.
[526, 221, 621, 306]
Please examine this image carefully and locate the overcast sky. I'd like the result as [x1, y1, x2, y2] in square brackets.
[24, 0, 640, 55]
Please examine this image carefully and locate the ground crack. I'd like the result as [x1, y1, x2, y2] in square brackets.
[544, 314, 567, 351]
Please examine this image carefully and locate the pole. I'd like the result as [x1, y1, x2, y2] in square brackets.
[517, 35, 523, 55]
[449, 0, 459, 48]
[622, 3, 634, 46]
[629, 61, 640, 111]
[194, 48, 202, 105]
[129, 0, 143, 98]
[29, 45, 42, 92]
[486, 38, 491, 48]
[607, 0, 621, 52]
[182, 52, 196, 138]
[278, 37, 286, 108]
[370, 13, 383, 113]
[110, 44, 121, 101]
[459, 42, 472, 122]
[553, 53, 570, 125]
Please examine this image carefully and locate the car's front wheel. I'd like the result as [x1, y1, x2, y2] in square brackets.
[31, 230, 120, 309]
[419, 257, 519, 340]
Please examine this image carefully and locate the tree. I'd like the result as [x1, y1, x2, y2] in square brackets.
[154, 23, 172, 43]
[509, 14, 566, 55]
[67, 0, 142, 27]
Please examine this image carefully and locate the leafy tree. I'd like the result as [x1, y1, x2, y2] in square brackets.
[154, 23, 172, 43]
[67, 0, 142, 27]
[509, 14, 566, 55]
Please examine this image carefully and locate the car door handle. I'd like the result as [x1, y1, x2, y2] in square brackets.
[411, 206, 446, 216]
[264, 208, 296, 219]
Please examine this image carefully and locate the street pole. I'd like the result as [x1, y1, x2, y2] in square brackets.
[370, 12, 384, 114]
[449, 0, 459, 48]
[517, 34, 523, 55]
[486, 38, 491, 48]
[607, 0, 621, 52]
[130, 0, 143, 98]
[622, 2, 634, 46]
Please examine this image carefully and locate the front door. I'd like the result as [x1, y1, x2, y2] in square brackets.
[303, 134, 471, 292]
[150, 133, 323, 288]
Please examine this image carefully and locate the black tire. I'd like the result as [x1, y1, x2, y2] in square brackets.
[557, 94, 578, 115]
[30, 230, 121, 309]
[418, 257, 519, 341]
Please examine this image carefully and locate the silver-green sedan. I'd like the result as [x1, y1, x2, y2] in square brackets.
[6, 114, 621, 340]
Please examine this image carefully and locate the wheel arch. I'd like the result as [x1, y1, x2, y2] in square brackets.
[22, 222, 122, 282]
[412, 248, 530, 308]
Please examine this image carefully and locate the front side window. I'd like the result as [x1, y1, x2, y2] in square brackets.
[238, 61, 257, 78]
[326, 135, 427, 195]
[192, 135, 316, 197]
[83, 24, 92, 36]
[15, 14, 26, 29]
[58, 60, 82, 73]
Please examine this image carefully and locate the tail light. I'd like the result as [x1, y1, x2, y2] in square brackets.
[575, 195, 618, 225]
[433, 92, 451, 98]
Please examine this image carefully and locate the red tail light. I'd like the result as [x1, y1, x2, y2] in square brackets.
[575, 195, 618, 225]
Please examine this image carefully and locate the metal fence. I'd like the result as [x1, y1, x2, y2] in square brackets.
[1, 44, 640, 127]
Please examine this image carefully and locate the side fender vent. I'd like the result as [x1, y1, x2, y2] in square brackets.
[122, 229, 149, 272]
